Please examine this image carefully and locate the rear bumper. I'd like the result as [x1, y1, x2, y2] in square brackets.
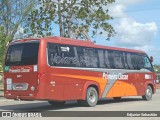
[4, 92, 65, 101]
[4, 92, 36, 101]
[5, 95, 36, 101]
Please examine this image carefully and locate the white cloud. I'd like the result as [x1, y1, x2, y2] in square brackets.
[114, 0, 144, 5]
[109, 0, 158, 48]
[115, 18, 157, 47]
[114, 17, 158, 64]
[109, 4, 126, 18]
[108, 0, 159, 64]
[108, 0, 144, 18]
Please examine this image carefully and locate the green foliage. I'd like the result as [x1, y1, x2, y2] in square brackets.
[25, 0, 55, 36]
[0, 0, 36, 70]
[0, 0, 35, 38]
[0, 26, 12, 71]
[153, 65, 160, 72]
[26, 0, 116, 39]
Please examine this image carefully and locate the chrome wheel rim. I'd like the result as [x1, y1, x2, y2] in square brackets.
[88, 90, 96, 103]
[146, 88, 152, 98]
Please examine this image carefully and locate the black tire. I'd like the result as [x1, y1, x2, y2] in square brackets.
[142, 85, 153, 101]
[78, 87, 98, 107]
[48, 101, 66, 106]
[113, 97, 121, 100]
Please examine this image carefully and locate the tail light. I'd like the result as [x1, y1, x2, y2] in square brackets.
[38, 73, 42, 79]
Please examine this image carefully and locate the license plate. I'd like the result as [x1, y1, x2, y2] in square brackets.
[12, 83, 28, 90]
[15, 84, 23, 90]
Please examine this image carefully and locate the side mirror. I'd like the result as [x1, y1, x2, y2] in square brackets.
[150, 56, 153, 63]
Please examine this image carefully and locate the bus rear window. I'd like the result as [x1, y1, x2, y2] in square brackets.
[5, 42, 39, 66]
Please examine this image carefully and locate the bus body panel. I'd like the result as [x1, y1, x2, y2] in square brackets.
[4, 65, 38, 99]
[4, 41, 40, 100]
[36, 67, 105, 100]
[36, 66, 156, 101]
[3, 37, 156, 102]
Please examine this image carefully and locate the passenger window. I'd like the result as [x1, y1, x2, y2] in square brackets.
[98, 49, 105, 68]
[104, 50, 110, 68]
[84, 48, 98, 67]
[126, 53, 134, 69]
[113, 51, 124, 69]
[144, 56, 152, 68]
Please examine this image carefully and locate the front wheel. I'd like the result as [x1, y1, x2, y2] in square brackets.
[142, 85, 153, 101]
[78, 87, 98, 107]
[48, 101, 66, 106]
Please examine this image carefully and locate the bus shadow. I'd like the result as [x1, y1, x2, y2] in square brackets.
[97, 98, 143, 105]
[0, 98, 143, 111]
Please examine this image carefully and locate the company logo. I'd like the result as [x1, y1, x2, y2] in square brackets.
[102, 72, 128, 80]
[1, 111, 42, 117]
[2, 112, 11, 117]
[4, 66, 10, 72]
[9, 67, 32, 73]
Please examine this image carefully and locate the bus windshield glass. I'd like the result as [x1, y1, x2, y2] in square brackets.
[5, 42, 39, 66]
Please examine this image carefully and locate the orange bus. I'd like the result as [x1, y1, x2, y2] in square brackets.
[3, 36, 156, 107]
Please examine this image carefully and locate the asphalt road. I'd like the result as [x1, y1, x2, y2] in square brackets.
[0, 90, 160, 120]
[0, 90, 160, 111]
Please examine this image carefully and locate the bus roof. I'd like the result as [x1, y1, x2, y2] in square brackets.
[12, 36, 146, 54]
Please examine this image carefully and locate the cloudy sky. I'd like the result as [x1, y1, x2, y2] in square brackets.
[96, 0, 160, 65]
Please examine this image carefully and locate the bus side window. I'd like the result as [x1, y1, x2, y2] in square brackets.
[76, 46, 86, 67]
[84, 48, 98, 68]
[47, 43, 60, 66]
[131, 54, 138, 70]
[104, 50, 110, 68]
[55, 45, 60, 55]
[113, 51, 124, 69]
[122, 52, 129, 69]
[144, 56, 152, 71]
[47, 43, 59, 54]
[108, 51, 116, 69]
[98, 49, 105, 68]
[126, 53, 134, 70]
[137, 55, 145, 70]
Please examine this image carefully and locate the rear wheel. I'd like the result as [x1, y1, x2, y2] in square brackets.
[48, 101, 66, 106]
[142, 85, 153, 101]
[78, 87, 98, 107]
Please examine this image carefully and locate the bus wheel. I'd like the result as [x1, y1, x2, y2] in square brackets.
[142, 85, 153, 101]
[113, 97, 121, 100]
[79, 87, 98, 107]
[48, 101, 66, 106]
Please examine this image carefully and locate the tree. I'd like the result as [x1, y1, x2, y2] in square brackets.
[0, 0, 36, 69]
[154, 65, 160, 72]
[0, 26, 12, 69]
[0, 0, 36, 40]
[26, 0, 115, 40]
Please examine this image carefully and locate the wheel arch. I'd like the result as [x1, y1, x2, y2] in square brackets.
[147, 83, 154, 94]
[87, 84, 99, 96]
[81, 81, 100, 100]
[144, 81, 155, 94]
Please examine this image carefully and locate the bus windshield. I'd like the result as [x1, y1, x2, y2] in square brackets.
[5, 42, 39, 66]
